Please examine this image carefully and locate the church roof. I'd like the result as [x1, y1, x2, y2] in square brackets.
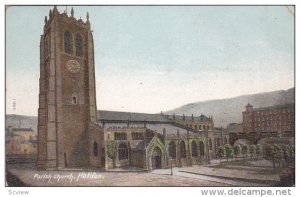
[172, 114, 210, 122]
[98, 110, 172, 123]
[146, 123, 188, 135]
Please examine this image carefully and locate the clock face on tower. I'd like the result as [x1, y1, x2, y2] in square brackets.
[66, 60, 80, 73]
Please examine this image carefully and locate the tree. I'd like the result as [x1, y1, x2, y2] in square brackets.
[280, 145, 290, 166]
[216, 146, 225, 163]
[288, 146, 295, 165]
[273, 144, 284, 168]
[263, 144, 275, 168]
[249, 145, 256, 159]
[106, 140, 117, 167]
[255, 145, 261, 158]
[241, 145, 249, 160]
[264, 144, 284, 168]
[233, 145, 241, 160]
[224, 144, 233, 162]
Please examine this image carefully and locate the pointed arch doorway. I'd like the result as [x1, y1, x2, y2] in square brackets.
[151, 147, 162, 169]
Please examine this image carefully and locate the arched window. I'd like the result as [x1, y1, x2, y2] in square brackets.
[93, 141, 98, 157]
[191, 141, 198, 157]
[214, 138, 218, 149]
[217, 138, 221, 147]
[199, 125, 202, 130]
[168, 141, 176, 159]
[180, 141, 186, 158]
[75, 33, 83, 57]
[118, 143, 128, 160]
[72, 96, 77, 105]
[203, 125, 206, 130]
[199, 141, 205, 156]
[64, 31, 73, 54]
[209, 139, 212, 150]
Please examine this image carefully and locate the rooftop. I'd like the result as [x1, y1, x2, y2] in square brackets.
[7, 128, 34, 132]
[98, 110, 172, 123]
[171, 114, 211, 122]
[252, 103, 295, 112]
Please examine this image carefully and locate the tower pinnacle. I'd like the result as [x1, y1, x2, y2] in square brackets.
[71, 7, 74, 17]
[87, 12, 89, 22]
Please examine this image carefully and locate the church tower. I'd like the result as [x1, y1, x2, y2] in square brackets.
[37, 6, 98, 169]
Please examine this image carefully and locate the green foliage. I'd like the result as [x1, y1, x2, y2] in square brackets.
[224, 144, 233, 162]
[241, 145, 249, 159]
[263, 144, 276, 168]
[233, 145, 241, 159]
[249, 145, 256, 159]
[255, 145, 261, 156]
[288, 146, 295, 162]
[216, 146, 225, 161]
[273, 144, 284, 167]
[281, 145, 290, 161]
[263, 144, 275, 160]
[262, 143, 295, 168]
[106, 140, 117, 159]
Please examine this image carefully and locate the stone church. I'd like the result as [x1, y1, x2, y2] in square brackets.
[37, 7, 228, 170]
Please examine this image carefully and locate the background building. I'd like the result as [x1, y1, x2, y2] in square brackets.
[5, 127, 37, 156]
[227, 123, 243, 134]
[243, 103, 295, 136]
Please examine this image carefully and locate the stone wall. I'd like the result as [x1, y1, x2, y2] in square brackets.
[89, 123, 104, 168]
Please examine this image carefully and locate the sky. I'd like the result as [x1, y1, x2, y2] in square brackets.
[5, 6, 294, 116]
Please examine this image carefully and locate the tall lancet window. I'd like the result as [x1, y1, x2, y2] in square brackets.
[180, 141, 186, 158]
[75, 33, 83, 57]
[64, 31, 73, 54]
[93, 142, 98, 157]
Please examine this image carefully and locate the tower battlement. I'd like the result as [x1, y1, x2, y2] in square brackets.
[43, 6, 90, 32]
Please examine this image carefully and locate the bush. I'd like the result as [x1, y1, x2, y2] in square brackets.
[216, 146, 225, 162]
[241, 145, 249, 160]
[263, 144, 275, 168]
[249, 145, 256, 159]
[273, 144, 284, 167]
[288, 146, 295, 165]
[255, 145, 261, 157]
[224, 144, 233, 162]
[233, 145, 241, 160]
[281, 145, 290, 166]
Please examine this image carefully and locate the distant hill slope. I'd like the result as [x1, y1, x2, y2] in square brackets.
[166, 87, 295, 127]
[5, 114, 38, 134]
[5, 87, 295, 131]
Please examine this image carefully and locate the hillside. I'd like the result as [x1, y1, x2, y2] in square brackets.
[5, 114, 38, 134]
[5, 87, 295, 131]
[166, 87, 295, 127]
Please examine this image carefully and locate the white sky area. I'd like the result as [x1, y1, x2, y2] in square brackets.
[5, 6, 294, 116]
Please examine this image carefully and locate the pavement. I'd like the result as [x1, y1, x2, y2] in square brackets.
[6, 159, 280, 187]
[151, 166, 277, 187]
[6, 164, 229, 186]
